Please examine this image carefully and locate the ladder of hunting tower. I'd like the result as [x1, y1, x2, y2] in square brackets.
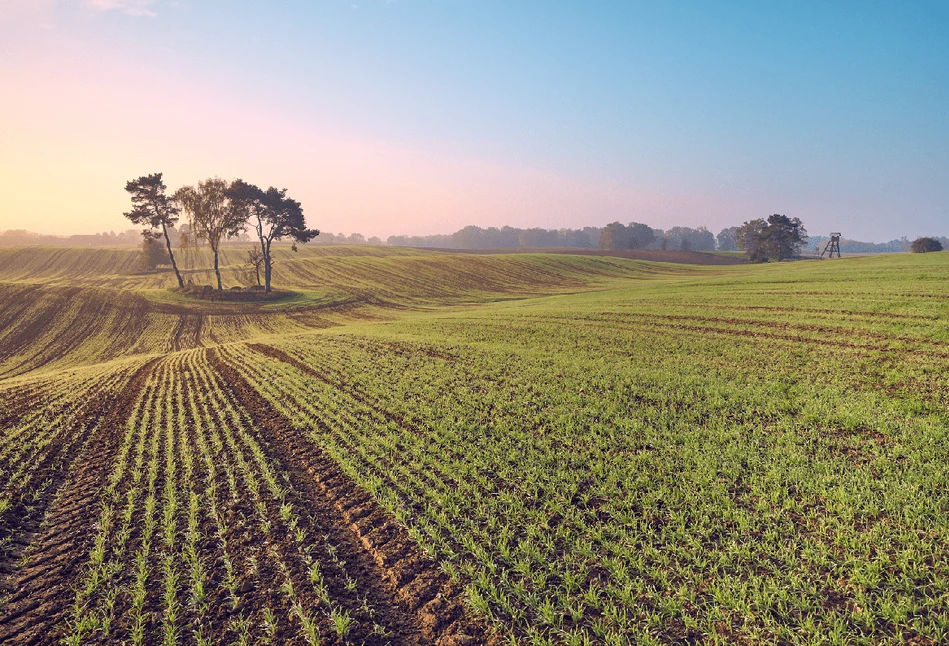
[820, 232, 841, 259]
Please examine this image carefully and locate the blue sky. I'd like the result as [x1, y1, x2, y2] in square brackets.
[1, 0, 947, 240]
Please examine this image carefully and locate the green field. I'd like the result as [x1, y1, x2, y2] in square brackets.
[0, 246, 947, 644]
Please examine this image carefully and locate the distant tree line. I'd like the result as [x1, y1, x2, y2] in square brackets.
[315, 232, 384, 246]
[597, 223, 719, 251]
[386, 225, 604, 250]
[385, 223, 723, 252]
[124, 173, 318, 292]
[806, 235, 949, 255]
[0, 229, 145, 246]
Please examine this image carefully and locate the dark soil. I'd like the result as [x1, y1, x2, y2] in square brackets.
[177, 286, 297, 302]
[209, 348, 495, 646]
[0, 358, 160, 644]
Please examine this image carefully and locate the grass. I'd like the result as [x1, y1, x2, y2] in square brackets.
[1, 246, 948, 643]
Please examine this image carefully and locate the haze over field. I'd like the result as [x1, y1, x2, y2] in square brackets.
[3, 6, 949, 640]
[1, 1, 947, 240]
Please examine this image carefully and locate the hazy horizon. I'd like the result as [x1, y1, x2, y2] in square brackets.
[1, 1, 947, 241]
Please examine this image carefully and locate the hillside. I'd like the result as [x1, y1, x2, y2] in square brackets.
[0, 246, 715, 378]
[0, 248, 948, 644]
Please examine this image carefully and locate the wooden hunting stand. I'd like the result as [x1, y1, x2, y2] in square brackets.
[820, 233, 841, 259]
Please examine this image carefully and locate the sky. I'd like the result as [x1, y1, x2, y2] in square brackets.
[1, 1, 947, 241]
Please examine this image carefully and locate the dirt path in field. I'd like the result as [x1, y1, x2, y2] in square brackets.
[0, 358, 160, 644]
[209, 348, 493, 646]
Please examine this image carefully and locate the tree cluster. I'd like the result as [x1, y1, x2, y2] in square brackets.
[386, 225, 603, 250]
[715, 227, 740, 251]
[911, 237, 943, 253]
[316, 232, 383, 246]
[597, 223, 717, 252]
[124, 173, 318, 292]
[660, 226, 716, 251]
[736, 214, 808, 262]
[598, 222, 656, 250]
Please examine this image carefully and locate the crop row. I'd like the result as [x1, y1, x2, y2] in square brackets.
[217, 315, 949, 646]
[61, 349, 416, 645]
[0, 360, 146, 563]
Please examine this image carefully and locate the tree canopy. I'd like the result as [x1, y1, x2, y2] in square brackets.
[123, 173, 185, 287]
[716, 226, 739, 251]
[911, 237, 943, 253]
[228, 181, 319, 292]
[598, 222, 656, 250]
[662, 226, 715, 252]
[176, 178, 247, 290]
[737, 214, 808, 262]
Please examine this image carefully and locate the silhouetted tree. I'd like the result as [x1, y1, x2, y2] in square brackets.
[176, 178, 246, 290]
[229, 181, 319, 292]
[124, 173, 184, 287]
[737, 214, 807, 262]
[911, 237, 943, 253]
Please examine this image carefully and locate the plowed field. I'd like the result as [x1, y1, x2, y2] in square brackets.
[1, 246, 948, 644]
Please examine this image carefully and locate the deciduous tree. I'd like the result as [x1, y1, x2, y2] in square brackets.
[176, 178, 246, 290]
[245, 245, 266, 285]
[139, 235, 168, 271]
[737, 214, 807, 262]
[228, 181, 319, 292]
[716, 226, 739, 251]
[598, 221, 656, 250]
[123, 173, 184, 287]
[911, 237, 943, 253]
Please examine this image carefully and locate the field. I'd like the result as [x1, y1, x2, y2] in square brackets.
[0, 244, 948, 644]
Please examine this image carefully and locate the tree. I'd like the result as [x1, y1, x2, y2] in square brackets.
[518, 228, 559, 248]
[911, 237, 943, 253]
[598, 221, 656, 250]
[664, 226, 715, 251]
[139, 234, 168, 271]
[228, 181, 319, 292]
[598, 222, 625, 249]
[627, 222, 657, 249]
[716, 226, 739, 251]
[737, 214, 807, 262]
[176, 178, 246, 290]
[124, 173, 184, 287]
[245, 246, 267, 285]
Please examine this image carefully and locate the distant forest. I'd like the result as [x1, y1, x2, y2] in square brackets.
[3, 225, 946, 254]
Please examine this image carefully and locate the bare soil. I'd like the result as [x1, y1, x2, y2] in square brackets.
[0, 358, 160, 644]
[178, 286, 297, 302]
[210, 348, 495, 646]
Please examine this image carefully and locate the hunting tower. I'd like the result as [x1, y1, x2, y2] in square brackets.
[820, 233, 841, 259]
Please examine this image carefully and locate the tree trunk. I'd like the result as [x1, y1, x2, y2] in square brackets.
[213, 247, 222, 290]
[264, 239, 273, 292]
[161, 222, 184, 288]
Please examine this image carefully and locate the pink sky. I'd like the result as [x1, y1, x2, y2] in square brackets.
[0, 4, 741, 238]
[5, 2, 939, 240]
